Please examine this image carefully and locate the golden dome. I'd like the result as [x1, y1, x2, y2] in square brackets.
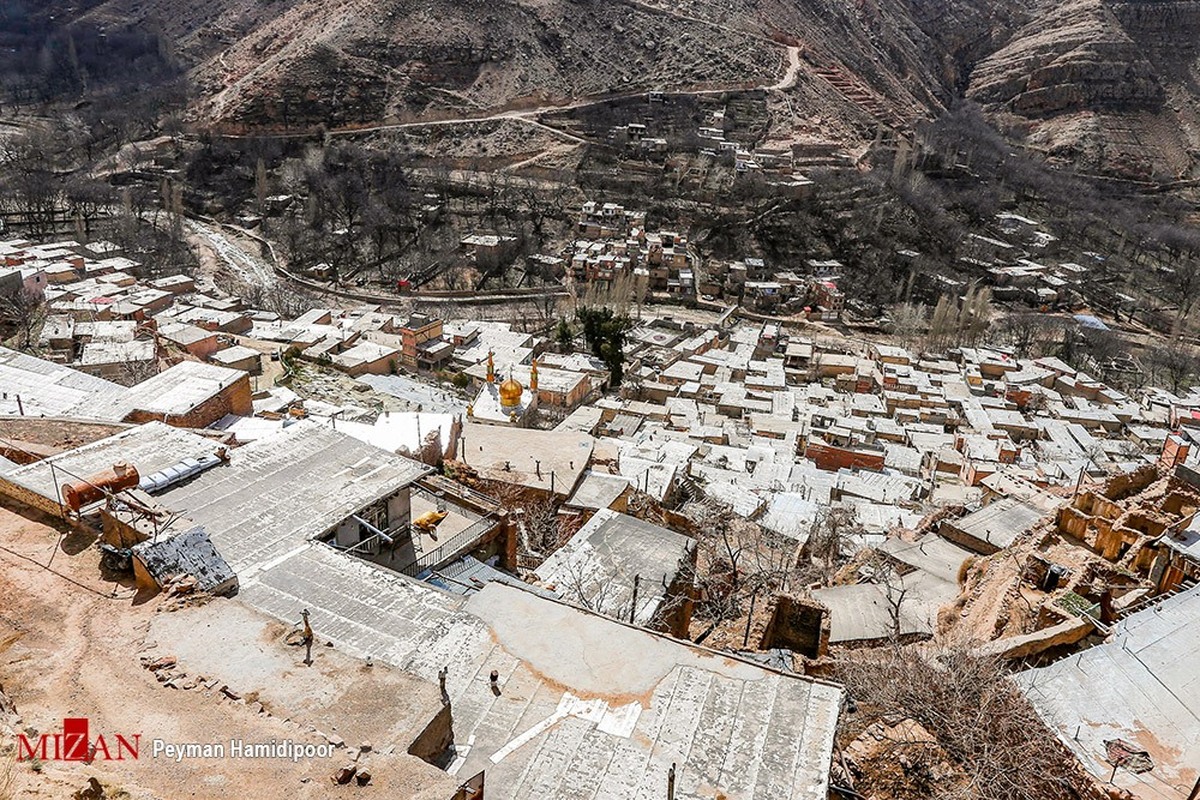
[498, 375, 524, 408]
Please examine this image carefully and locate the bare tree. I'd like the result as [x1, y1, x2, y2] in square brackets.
[889, 302, 928, 349]
[468, 481, 580, 570]
[870, 557, 910, 639]
[1148, 226, 1200, 322]
[1147, 338, 1198, 394]
[805, 506, 863, 586]
[243, 283, 317, 319]
[516, 497, 567, 562]
[995, 312, 1067, 359]
[110, 341, 160, 386]
[556, 553, 696, 631]
[0, 286, 46, 348]
[926, 284, 992, 351]
[0, 129, 63, 237]
[255, 157, 269, 218]
[685, 500, 807, 644]
[1074, 326, 1127, 380]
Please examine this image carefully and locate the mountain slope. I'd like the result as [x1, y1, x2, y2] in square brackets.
[11, 0, 1200, 181]
[56, 0, 968, 133]
[966, 0, 1200, 181]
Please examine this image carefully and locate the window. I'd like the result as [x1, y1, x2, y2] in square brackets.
[357, 501, 389, 542]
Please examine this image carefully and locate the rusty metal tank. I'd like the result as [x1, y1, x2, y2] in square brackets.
[61, 461, 140, 512]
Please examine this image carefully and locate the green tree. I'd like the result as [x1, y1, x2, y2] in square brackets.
[576, 306, 631, 386]
[555, 318, 574, 351]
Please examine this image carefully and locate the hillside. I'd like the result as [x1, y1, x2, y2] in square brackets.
[967, 0, 1200, 182]
[6, 0, 1200, 181]
[22, 0, 961, 132]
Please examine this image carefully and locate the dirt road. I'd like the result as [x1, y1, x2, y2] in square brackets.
[327, 43, 801, 143]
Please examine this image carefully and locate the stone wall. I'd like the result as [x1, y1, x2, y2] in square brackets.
[1100, 464, 1158, 501]
[761, 594, 830, 658]
[0, 474, 66, 520]
[974, 616, 1094, 660]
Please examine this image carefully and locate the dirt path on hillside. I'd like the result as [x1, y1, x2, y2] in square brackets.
[772, 47, 803, 91]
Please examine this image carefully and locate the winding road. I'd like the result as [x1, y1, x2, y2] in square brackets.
[773, 46, 803, 92]
[188, 7, 807, 306]
[328, 44, 802, 141]
[214, 36, 803, 148]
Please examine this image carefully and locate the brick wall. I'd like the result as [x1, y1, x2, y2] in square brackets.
[805, 442, 885, 472]
[125, 375, 252, 428]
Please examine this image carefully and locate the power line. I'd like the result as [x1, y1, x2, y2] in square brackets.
[0, 431, 119, 501]
[0, 431, 147, 596]
[0, 542, 132, 600]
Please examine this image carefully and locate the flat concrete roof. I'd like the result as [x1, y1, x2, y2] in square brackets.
[157, 421, 431, 571]
[4, 421, 220, 504]
[158, 321, 216, 346]
[235, 541, 841, 800]
[812, 580, 936, 644]
[90, 360, 246, 419]
[564, 471, 631, 511]
[332, 340, 398, 369]
[941, 497, 1045, 552]
[534, 508, 694, 626]
[0, 346, 126, 417]
[209, 345, 260, 365]
[760, 492, 821, 542]
[460, 422, 593, 497]
[876, 534, 974, 584]
[554, 405, 605, 434]
[1017, 586, 1200, 799]
[65, 418, 833, 799]
[78, 339, 156, 366]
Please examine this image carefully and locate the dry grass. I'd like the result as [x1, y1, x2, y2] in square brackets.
[834, 643, 1101, 800]
[0, 749, 15, 800]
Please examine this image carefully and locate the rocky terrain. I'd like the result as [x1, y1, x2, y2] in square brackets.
[8, 0, 1200, 181]
[75, 0, 783, 128]
[968, 0, 1200, 181]
[8, 0, 964, 132]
